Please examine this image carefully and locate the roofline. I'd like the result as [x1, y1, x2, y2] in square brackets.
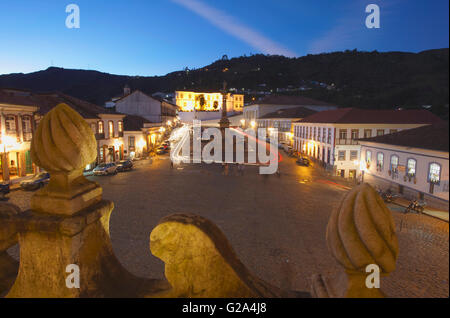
[359, 140, 449, 157]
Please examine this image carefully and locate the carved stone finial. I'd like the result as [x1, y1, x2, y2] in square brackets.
[30, 103, 102, 216]
[312, 183, 399, 298]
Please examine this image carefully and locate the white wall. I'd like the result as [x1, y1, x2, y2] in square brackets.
[361, 142, 449, 206]
[116, 91, 162, 122]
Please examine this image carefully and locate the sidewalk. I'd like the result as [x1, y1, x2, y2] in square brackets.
[392, 197, 449, 222]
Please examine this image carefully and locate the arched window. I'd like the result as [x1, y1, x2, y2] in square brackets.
[428, 163, 441, 185]
[377, 152, 384, 171]
[390, 155, 399, 171]
[407, 158, 417, 177]
[118, 121, 123, 133]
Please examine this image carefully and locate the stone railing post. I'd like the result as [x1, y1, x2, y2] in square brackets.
[0, 203, 20, 296]
[311, 183, 399, 298]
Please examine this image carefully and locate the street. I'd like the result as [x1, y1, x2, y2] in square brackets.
[6, 150, 449, 298]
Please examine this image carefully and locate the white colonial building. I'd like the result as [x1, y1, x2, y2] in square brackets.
[243, 95, 337, 129]
[360, 123, 449, 210]
[115, 89, 178, 124]
[292, 108, 443, 180]
[257, 107, 317, 144]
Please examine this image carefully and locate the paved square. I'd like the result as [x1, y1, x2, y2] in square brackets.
[7, 154, 449, 297]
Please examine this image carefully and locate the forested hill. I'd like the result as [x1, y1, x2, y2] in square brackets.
[0, 48, 448, 118]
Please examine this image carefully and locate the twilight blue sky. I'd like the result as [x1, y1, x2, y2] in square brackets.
[0, 0, 448, 76]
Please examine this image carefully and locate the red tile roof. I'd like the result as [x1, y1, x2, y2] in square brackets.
[0, 88, 121, 118]
[249, 95, 334, 106]
[360, 122, 449, 152]
[123, 114, 152, 131]
[260, 107, 317, 119]
[298, 108, 443, 124]
[0, 90, 36, 107]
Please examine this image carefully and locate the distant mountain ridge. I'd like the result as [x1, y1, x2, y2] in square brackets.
[0, 48, 448, 118]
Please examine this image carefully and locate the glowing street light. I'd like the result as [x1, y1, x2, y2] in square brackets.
[137, 139, 146, 150]
[250, 121, 256, 128]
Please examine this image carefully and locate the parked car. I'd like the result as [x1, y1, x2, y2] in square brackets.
[0, 182, 10, 200]
[93, 163, 117, 176]
[20, 172, 50, 191]
[296, 157, 310, 167]
[156, 146, 167, 155]
[116, 159, 133, 172]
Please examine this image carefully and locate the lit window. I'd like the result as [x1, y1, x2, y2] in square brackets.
[5, 115, 16, 132]
[407, 159, 416, 177]
[429, 163, 441, 184]
[390, 155, 399, 173]
[377, 152, 384, 170]
[98, 121, 104, 134]
[118, 121, 123, 133]
[366, 150, 372, 164]
[109, 121, 114, 138]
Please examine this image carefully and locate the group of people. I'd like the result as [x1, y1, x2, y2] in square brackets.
[222, 163, 245, 176]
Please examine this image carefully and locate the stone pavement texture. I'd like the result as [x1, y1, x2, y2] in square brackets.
[6, 156, 449, 298]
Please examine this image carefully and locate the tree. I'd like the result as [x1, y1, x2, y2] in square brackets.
[199, 94, 206, 111]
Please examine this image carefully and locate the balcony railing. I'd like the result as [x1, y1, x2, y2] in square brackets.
[95, 133, 105, 140]
[336, 139, 359, 145]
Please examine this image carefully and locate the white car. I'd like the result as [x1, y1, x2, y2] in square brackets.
[93, 163, 117, 176]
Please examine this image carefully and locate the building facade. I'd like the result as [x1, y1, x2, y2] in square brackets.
[175, 91, 244, 113]
[243, 95, 337, 129]
[292, 108, 442, 180]
[257, 107, 317, 143]
[359, 123, 449, 210]
[0, 89, 39, 182]
[115, 90, 178, 124]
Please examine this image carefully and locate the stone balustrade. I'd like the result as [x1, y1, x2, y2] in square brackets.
[0, 103, 399, 298]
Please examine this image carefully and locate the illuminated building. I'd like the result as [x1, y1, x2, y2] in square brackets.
[175, 91, 244, 113]
[293, 108, 442, 181]
[0, 89, 38, 182]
